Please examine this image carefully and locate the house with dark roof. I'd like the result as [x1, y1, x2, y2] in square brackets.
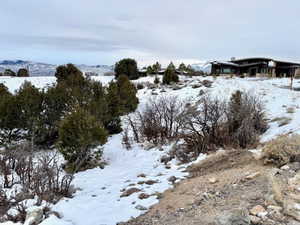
[211, 57, 300, 77]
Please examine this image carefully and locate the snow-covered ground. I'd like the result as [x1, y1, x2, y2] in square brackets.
[1, 75, 300, 225]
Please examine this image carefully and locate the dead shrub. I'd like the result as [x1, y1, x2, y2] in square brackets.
[126, 91, 268, 163]
[0, 144, 74, 204]
[226, 90, 268, 148]
[262, 135, 300, 167]
[126, 96, 186, 145]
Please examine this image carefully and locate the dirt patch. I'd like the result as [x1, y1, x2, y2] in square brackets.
[118, 149, 287, 225]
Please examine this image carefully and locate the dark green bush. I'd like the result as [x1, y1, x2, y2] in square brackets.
[15, 81, 43, 139]
[57, 108, 108, 171]
[55, 64, 84, 83]
[154, 76, 160, 84]
[117, 74, 139, 113]
[114, 58, 139, 80]
[163, 68, 179, 85]
[0, 92, 22, 145]
[3, 69, 16, 77]
[17, 68, 29, 77]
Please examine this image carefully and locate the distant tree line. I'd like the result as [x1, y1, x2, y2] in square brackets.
[0, 68, 29, 77]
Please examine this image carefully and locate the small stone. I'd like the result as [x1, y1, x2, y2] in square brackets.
[267, 205, 283, 213]
[137, 173, 146, 178]
[281, 165, 290, 170]
[168, 176, 177, 184]
[120, 188, 141, 197]
[249, 215, 261, 224]
[138, 193, 150, 200]
[199, 90, 205, 96]
[209, 177, 218, 184]
[145, 180, 158, 185]
[245, 172, 260, 180]
[192, 84, 202, 89]
[135, 205, 147, 211]
[250, 205, 267, 217]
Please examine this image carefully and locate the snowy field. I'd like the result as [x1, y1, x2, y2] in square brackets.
[1, 75, 300, 225]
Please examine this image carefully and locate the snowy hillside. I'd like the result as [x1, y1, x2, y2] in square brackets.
[0, 60, 113, 76]
[191, 61, 212, 73]
[1, 75, 300, 225]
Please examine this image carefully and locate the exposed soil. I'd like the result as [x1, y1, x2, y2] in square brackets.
[118, 150, 295, 225]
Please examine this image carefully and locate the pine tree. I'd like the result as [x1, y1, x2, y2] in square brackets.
[163, 68, 179, 85]
[17, 68, 29, 77]
[154, 76, 160, 84]
[15, 81, 43, 139]
[178, 63, 187, 73]
[116, 74, 139, 113]
[146, 66, 154, 75]
[55, 64, 84, 84]
[114, 58, 139, 80]
[57, 108, 107, 170]
[152, 62, 162, 74]
[167, 62, 176, 71]
[3, 69, 16, 77]
[106, 81, 123, 133]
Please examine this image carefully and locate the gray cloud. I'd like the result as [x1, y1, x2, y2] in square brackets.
[0, 0, 300, 65]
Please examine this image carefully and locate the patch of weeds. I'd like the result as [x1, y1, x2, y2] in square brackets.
[270, 117, 292, 127]
[286, 107, 295, 114]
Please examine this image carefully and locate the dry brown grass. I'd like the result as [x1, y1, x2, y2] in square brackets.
[270, 117, 292, 127]
[262, 134, 300, 167]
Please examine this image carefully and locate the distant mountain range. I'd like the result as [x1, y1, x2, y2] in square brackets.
[0, 60, 113, 76]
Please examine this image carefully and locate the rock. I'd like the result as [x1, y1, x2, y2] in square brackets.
[288, 220, 300, 225]
[160, 155, 173, 164]
[250, 205, 267, 217]
[290, 162, 300, 171]
[137, 173, 147, 178]
[165, 165, 171, 169]
[168, 176, 177, 184]
[245, 172, 260, 180]
[151, 92, 158, 95]
[249, 215, 261, 224]
[138, 193, 150, 200]
[209, 177, 218, 184]
[267, 205, 283, 213]
[202, 80, 213, 88]
[192, 84, 202, 89]
[120, 188, 141, 197]
[215, 209, 250, 225]
[199, 89, 205, 96]
[285, 200, 300, 221]
[281, 165, 290, 170]
[145, 180, 158, 185]
[144, 143, 156, 150]
[24, 207, 43, 225]
[135, 205, 147, 211]
[172, 85, 182, 90]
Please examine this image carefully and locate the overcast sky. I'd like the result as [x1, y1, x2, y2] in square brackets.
[0, 0, 300, 66]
